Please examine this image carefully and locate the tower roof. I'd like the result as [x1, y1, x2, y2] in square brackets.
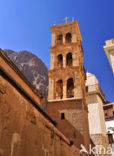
[50, 21, 82, 42]
[50, 21, 77, 29]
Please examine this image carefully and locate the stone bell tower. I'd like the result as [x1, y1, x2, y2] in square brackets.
[47, 21, 90, 149]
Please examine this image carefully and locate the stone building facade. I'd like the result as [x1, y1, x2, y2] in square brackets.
[103, 103, 114, 150]
[0, 49, 83, 156]
[47, 21, 90, 150]
[86, 73, 110, 152]
[104, 39, 114, 74]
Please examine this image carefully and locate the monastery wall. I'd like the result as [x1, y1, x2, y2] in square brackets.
[0, 72, 81, 156]
[0, 50, 82, 156]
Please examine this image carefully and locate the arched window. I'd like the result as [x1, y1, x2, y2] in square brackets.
[56, 80, 63, 99]
[66, 33, 72, 43]
[66, 53, 72, 66]
[57, 34, 63, 44]
[57, 54, 63, 68]
[67, 78, 74, 98]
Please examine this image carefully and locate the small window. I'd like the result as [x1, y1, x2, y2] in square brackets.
[67, 78, 74, 98]
[70, 141, 74, 145]
[66, 52, 72, 66]
[58, 34, 62, 40]
[57, 54, 63, 68]
[56, 80, 63, 99]
[61, 113, 65, 119]
[66, 33, 72, 43]
[57, 34, 63, 44]
[108, 134, 114, 144]
[113, 111, 114, 115]
[105, 113, 108, 116]
[86, 86, 88, 92]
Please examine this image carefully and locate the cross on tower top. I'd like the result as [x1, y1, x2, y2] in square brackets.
[63, 17, 69, 23]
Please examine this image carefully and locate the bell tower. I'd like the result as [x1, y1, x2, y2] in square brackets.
[47, 21, 90, 149]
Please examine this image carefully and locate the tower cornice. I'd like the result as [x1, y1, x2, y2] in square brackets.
[50, 41, 82, 50]
[50, 21, 77, 30]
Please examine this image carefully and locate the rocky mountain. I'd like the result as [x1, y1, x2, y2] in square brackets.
[4, 49, 48, 99]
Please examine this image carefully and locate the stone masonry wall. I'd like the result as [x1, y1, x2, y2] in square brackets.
[47, 100, 90, 150]
[0, 75, 81, 156]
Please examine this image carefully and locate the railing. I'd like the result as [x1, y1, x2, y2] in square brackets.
[57, 62, 63, 68]
[105, 115, 114, 121]
[86, 84, 105, 98]
[57, 40, 63, 45]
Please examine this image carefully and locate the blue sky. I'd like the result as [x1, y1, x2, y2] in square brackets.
[0, 0, 114, 101]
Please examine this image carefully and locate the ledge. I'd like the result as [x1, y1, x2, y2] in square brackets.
[48, 97, 82, 102]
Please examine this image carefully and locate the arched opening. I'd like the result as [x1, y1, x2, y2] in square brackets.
[57, 34, 63, 44]
[56, 80, 63, 99]
[57, 54, 63, 68]
[67, 78, 74, 98]
[66, 53, 72, 66]
[66, 33, 72, 43]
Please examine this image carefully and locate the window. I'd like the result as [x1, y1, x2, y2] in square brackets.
[86, 86, 88, 92]
[105, 113, 108, 116]
[113, 111, 114, 116]
[66, 33, 72, 43]
[57, 34, 63, 44]
[61, 113, 65, 119]
[70, 141, 74, 145]
[56, 80, 63, 99]
[67, 78, 74, 98]
[66, 53, 72, 66]
[57, 54, 63, 68]
[107, 134, 114, 144]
